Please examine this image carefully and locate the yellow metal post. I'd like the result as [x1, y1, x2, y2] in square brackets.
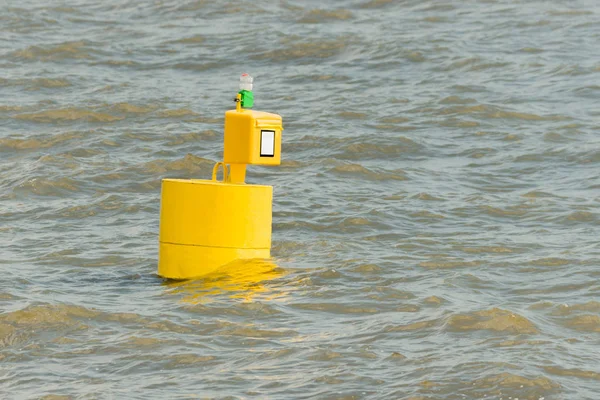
[228, 164, 247, 184]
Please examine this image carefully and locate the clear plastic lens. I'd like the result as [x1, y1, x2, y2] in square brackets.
[240, 74, 253, 91]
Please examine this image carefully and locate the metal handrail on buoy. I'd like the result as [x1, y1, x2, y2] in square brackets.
[211, 162, 230, 183]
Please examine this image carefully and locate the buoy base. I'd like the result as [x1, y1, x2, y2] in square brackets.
[157, 178, 273, 280]
[158, 243, 270, 280]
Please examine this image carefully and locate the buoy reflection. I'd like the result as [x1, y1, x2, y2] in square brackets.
[164, 258, 284, 303]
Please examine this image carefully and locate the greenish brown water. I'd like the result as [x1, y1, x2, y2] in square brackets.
[1, 1, 600, 399]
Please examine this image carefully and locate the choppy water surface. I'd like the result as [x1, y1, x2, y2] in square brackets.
[1, 0, 600, 399]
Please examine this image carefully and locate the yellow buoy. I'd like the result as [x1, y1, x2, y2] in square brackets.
[158, 74, 283, 280]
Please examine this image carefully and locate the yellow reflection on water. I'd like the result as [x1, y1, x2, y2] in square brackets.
[163, 258, 285, 304]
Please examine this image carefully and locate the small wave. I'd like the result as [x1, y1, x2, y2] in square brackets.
[439, 104, 489, 115]
[0, 292, 17, 300]
[480, 205, 528, 218]
[337, 139, 421, 160]
[488, 110, 568, 121]
[188, 116, 222, 124]
[411, 193, 443, 201]
[275, 215, 388, 234]
[329, 163, 407, 181]
[419, 259, 480, 269]
[167, 35, 205, 44]
[299, 9, 353, 24]
[459, 246, 513, 254]
[94, 59, 140, 67]
[341, 216, 371, 226]
[336, 111, 368, 119]
[12, 41, 94, 61]
[116, 336, 171, 349]
[565, 211, 597, 222]
[495, 339, 549, 347]
[551, 301, 600, 316]
[473, 372, 560, 391]
[184, 301, 281, 318]
[503, 133, 521, 141]
[371, 123, 417, 131]
[0, 137, 44, 150]
[423, 16, 448, 23]
[410, 210, 445, 220]
[379, 116, 410, 123]
[164, 354, 217, 368]
[420, 4, 456, 11]
[221, 325, 296, 338]
[522, 190, 558, 199]
[364, 286, 415, 303]
[287, 74, 351, 84]
[424, 296, 445, 306]
[520, 47, 544, 53]
[446, 308, 538, 334]
[1, 303, 97, 327]
[54, 195, 130, 219]
[438, 103, 567, 121]
[384, 319, 438, 332]
[137, 153, 214, 175]
[292, 302, 379, 314]
[439, 96, 476, 105]
[279, 160, 305, 170]
[49, 6, 80, 14]
[14, 177, 80, 197]
[165, 130, 219, 146]
[171, 61, 222, 71]
[0, 304, 95, 349]
[156, 108, 198, 118]
[0, 105, 24, 112]
[543, 366, 600, 380]
[111, 103, 155, 114]
[548, 9, 593, 16]
[359, 0, 394, 9]
[115, 315, 195, 335]
[442, 56, 508, 72]
[251, 38, 350, 62]
[0, 323, 25, 349]
[469, 61, 511, 71]
[15, 108, 123, 123]
[285, 135, 347, 152]
[385, 352, 406, 361]
[0, 131, 84, 152]
[308, 349, 343, 361]
[527, 257, 572, 267]
[33, 78, 71, 88]
[440, 119, 480, 128]
[58, 204, 96, 219]
[2, 77, 71, 89]
[435, 57, 479, 71]
[350, 263, 383, 274]
[517, 19, 551, 27]
[561, 314, 600, 333]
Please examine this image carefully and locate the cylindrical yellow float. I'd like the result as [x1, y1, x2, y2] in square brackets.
[158, 178, 272, 280]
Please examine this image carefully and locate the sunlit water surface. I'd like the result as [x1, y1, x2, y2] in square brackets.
[1, 1, 600, 399]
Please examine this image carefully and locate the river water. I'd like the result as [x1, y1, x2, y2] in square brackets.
[1, 1, 599, 399]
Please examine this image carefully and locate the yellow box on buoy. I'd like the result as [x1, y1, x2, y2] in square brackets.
[157, 74, 283, 280]
[224, 109, 282, 166]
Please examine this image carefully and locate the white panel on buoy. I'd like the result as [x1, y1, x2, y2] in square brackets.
[260, 130, 275, 157]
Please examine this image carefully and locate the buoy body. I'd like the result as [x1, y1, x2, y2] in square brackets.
[157, 75, 282, 280]
[158, 179, 272, 280]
